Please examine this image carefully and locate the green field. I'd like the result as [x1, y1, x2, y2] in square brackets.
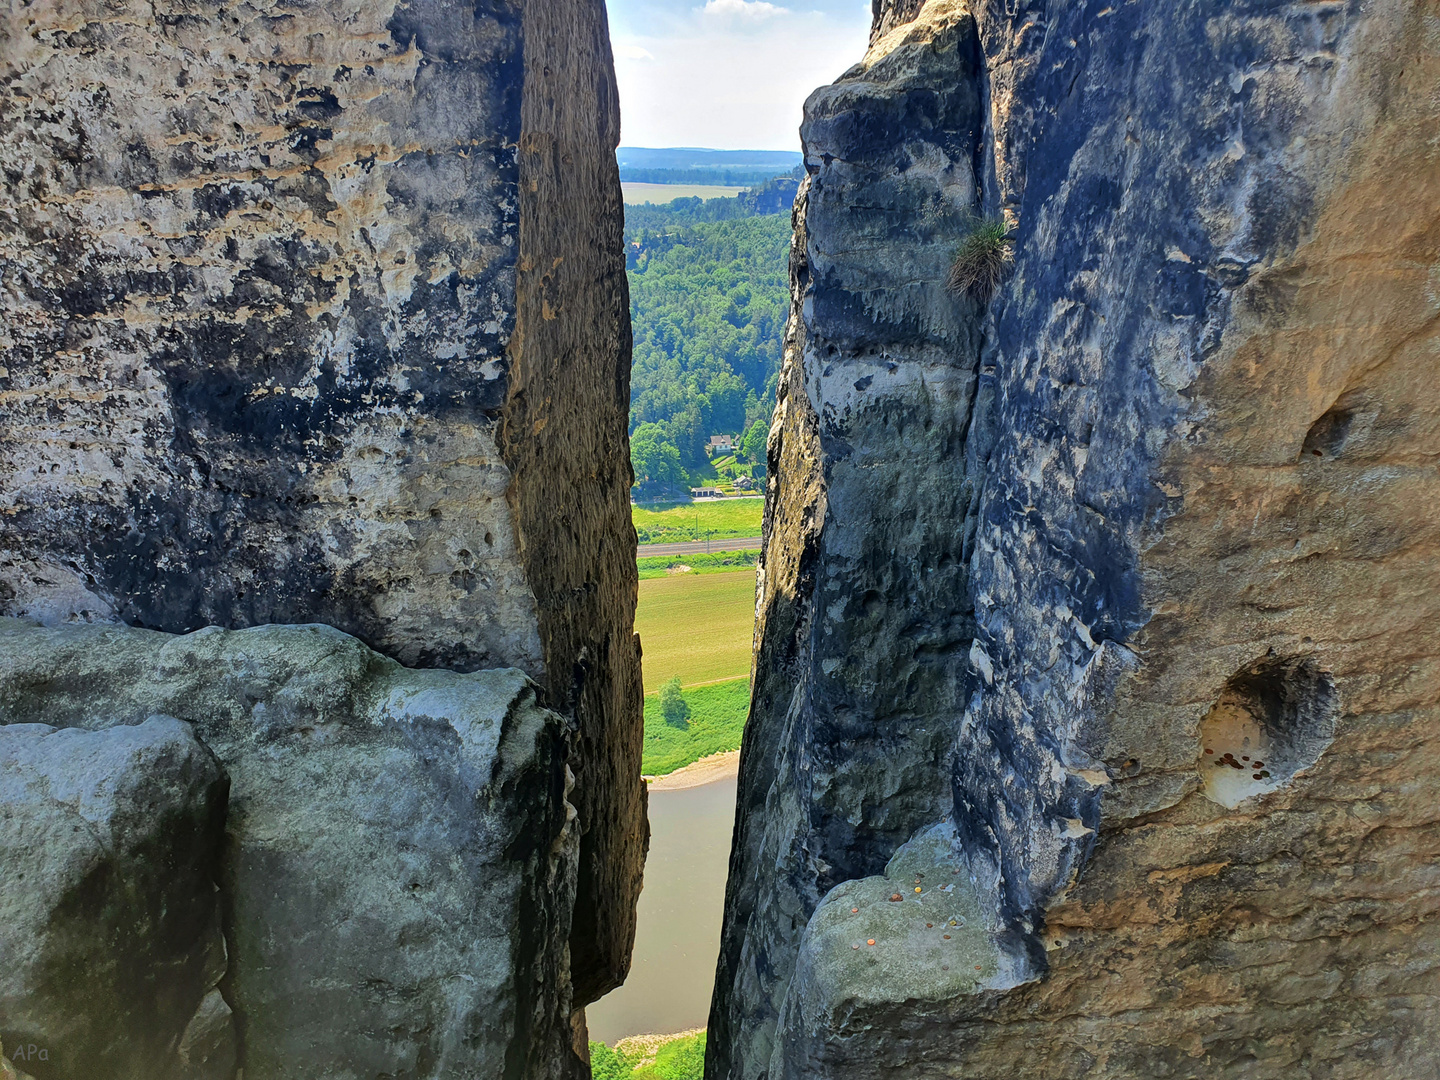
[633, 499, 763, 545]
[634, 567, 756, 774]
[622, 182, 745, 204]
[636, 550, 758, 581]
[636, 570, 755, 693]
[642, 679, 750, 776]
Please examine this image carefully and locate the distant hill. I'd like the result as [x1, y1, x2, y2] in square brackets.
[617, 147, 803, 170]
[617, 147, 804, 188]
[620, 159, 801, 497]
[625, 214, 791, 495]
[622, 176, 800, 234]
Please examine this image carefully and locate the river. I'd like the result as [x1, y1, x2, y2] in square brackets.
[585, 776, 738, 1044]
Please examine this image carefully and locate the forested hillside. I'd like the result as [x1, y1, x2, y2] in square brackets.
[625, 206, 791, 494]
[620, 166, 783, 187]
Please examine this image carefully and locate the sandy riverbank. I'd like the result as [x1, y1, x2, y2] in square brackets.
[644, 749, 740, 791]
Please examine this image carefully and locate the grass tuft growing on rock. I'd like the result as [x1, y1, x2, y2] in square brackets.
[947, 218, 1013, 300]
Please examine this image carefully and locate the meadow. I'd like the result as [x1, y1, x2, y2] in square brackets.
[635, 570, 755, 693]
[633, 567, 756, 774]
[641, 679, 749, 776]
[591, 1029, 706, 1080]
[636, 550, 758, 581]
[632, 499, 763, 545]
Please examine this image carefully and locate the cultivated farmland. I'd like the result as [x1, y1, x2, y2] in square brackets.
[635, 570, 755, 694]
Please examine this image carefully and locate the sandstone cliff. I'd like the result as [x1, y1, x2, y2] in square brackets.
[713, 1, 1440, 1077]
[0, 0, 640, 1075]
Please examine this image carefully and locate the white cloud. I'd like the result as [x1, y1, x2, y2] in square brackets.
[701, 0, 790, 20]
[608, 0, 871, 150]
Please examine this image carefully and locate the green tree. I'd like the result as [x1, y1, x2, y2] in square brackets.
[659, 677, 690, 728]
[666, 401, 709, 470]
[630, 423, 683, 489]
[739, 418, 768, 464]
[626, 214, 790, 464]
[589, 1043, 633, 1080]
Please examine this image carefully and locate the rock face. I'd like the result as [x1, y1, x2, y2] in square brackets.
[1, 717, 233, 1080]
[510, 0, 645, 1005]
[870, 0, 930, 44]
[0, 619, 578, 1080]
[0, 0, 641, 1059]
[0, 0, 535, 668]
[709, 6, 992, 1075]
[713, 0, 1440, 1077]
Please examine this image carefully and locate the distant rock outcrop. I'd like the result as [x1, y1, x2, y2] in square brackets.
[713, 0, 1440, 1076]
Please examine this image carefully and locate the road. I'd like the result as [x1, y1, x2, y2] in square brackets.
[636, 536, 763, 559]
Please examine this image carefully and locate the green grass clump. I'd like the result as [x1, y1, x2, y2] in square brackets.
[636, 549, 758, 580]
[642, 679, 750, 775]
[947, 218, 1013, 300]
[589, 1031, 707, 1080]
[637, 1032, 706, 1080]
[633, 500, 763, 544]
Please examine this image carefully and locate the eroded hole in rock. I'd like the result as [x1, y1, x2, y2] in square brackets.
[1301, 397, 1357, 459]
[1198, 655, 1337, 808]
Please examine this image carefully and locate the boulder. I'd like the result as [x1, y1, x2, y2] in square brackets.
[0, 618, 580, 1079]
[0, 717, 232, 1080]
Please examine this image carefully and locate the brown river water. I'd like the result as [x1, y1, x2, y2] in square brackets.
[585, 776, 738, 1045]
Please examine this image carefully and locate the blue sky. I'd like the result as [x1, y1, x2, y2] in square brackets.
[606, 0, 872, 151]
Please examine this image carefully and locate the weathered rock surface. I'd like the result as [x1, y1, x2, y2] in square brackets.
[870, 0, 931, 44]
[710, 4, 992, 1074]
[714, 0, 1440, 1077]
[0, 619, 579, 1079]
[2, 1044, 38, 1080]
[0, 716, 232, 1080]
[0, 0, 641, 1038]
[0, 0, 536, 668]
[511, 0, 645, 1007]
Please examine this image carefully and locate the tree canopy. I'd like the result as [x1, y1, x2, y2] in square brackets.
[626, 211, 790, 492]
